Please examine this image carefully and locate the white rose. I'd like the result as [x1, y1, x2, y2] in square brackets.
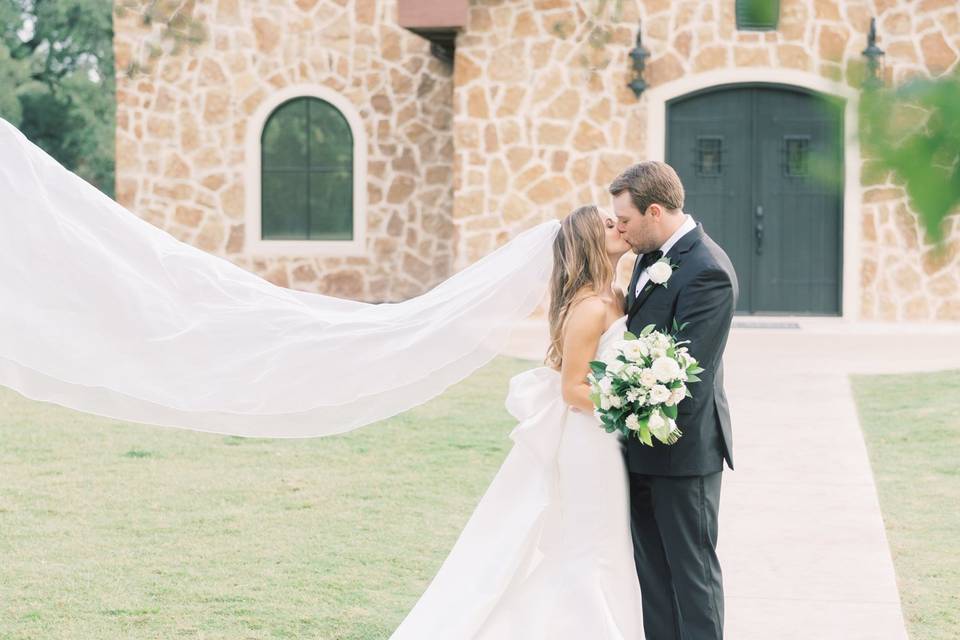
[609, 394, 623, 408]
[648, 408, 666, 431]
[667, 387, 686, 406]
[625, 364, 642, 377]
[598, 376, 613, 394]
[622, 340, 648, 362]
[639, 369, 657, 389]
[650, 346, 667, 359]
[625, 413, 640, 431]
[600, 394, 612, 410]
[648, 384, 670, 404]
[637, 339, 651, 356]
[647, 260, 673, 284]
[651, 356, 682, 382]
[633, 388, 648, 405]
[655, 333, 671, 349]
[605, 358, 625, 375]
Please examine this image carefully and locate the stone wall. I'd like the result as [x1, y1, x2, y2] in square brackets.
[112, 0, 960, 320]
[113, 0, 455, 302]
[451, 0, 960, 320]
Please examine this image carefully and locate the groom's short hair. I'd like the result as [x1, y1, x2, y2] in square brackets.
[608, 161, 684, 215]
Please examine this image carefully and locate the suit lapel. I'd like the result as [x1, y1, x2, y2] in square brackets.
[626, 222, 706, 325]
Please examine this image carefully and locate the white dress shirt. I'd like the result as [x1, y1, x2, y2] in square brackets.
[634, 214, 697, 297]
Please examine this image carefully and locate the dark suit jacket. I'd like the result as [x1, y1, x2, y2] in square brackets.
[624, 221, 738, 476]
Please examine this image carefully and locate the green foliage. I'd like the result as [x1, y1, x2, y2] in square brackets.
[0, 1, 206, 199]
[0, 0, 116, 195]
[859, 73, 960, 246]
[637, 416, 652, 446]
[589, 360, 607, 377]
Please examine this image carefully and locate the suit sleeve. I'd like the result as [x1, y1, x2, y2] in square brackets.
[673, 267, 735, 372]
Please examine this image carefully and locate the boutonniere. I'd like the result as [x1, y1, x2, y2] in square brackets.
[642, 257, 680, 293]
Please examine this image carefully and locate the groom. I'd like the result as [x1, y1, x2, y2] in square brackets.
[609, 161, 738, 640]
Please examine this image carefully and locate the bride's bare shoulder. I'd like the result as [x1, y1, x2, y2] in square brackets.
[562, 295, 607, 341]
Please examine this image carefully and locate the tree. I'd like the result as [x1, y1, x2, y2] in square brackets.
[0, 0, 205, 198]
[0, 0, 116, 195]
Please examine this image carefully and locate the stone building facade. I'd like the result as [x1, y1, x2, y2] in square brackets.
[114, 0, 960, 320]
[114, 0, 455, 302]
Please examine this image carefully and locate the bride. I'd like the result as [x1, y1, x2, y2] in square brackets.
[0, 118, 644, 637]
[388, 205, 644, 639]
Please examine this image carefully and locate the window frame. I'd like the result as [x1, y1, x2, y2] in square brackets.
[735, 0, 780, 32]
[244, 84, 367, 256]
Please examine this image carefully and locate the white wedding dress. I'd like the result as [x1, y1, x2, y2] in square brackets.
[0, 117, 642, 636]
[390, 313, 645, 639]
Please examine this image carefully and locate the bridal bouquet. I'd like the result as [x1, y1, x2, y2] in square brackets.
[587, 321, 704, 446]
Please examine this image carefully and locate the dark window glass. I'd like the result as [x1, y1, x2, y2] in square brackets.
[696, 136, 724, 177]
[261, 97, 353, 240]
[735, 0, 780, 31]
[783, 135, 810, 177]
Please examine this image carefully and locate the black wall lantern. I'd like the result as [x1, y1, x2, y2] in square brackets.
[627, 21, 651, 98]
[861, 17, 885, 90]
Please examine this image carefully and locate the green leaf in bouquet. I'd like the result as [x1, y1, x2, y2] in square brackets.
[589, 360, 607, 376]
[638, 417, 653, 447]
[589, 391, 601, 407]
[662, 403, 678, 419]
[640, 324, 655, 337]
[686, 374, 701, 383]
[676, 320, 690, 332]
[623, 331, 637, 340]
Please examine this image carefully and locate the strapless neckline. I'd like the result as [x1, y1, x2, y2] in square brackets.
[600, 314, 628, 341]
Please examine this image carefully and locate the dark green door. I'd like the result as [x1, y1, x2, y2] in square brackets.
[666, 84, 844, 315]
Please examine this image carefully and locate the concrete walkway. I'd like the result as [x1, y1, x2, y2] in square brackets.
[501, 317, 960, 639]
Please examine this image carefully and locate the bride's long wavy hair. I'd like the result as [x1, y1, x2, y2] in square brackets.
[544, 205, 615, 370]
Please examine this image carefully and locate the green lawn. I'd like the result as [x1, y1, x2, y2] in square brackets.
[851, 369, 960, 640]
[0, 355, 538, 640]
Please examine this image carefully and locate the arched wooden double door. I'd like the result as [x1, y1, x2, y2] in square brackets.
[666, 84, 844, 315]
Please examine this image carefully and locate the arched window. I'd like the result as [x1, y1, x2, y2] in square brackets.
[260, 97, 353, 240]
[245, 85, 366, 256]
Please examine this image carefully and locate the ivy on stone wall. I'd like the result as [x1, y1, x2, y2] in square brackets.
[114, 0, 206, 78]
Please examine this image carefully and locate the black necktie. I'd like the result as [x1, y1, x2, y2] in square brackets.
[639, 250, 663, 271]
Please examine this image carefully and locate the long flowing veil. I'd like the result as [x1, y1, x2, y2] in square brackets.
[0, 117, 559, 437]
